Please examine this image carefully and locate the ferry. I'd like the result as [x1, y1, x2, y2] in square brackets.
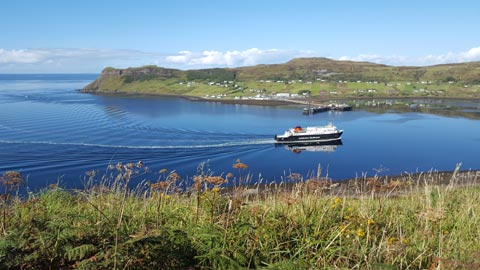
[274, 123, 343, 143]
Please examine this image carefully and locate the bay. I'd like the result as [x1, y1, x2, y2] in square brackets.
[0, 74, 479, 191]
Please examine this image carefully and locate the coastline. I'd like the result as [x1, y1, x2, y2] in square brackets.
[80, 89, 303, 106]
[81, 89, 480, 107]
[231, 169, 480, 198]
[202, 95, 480, 108]
[336, 169, 480, 191]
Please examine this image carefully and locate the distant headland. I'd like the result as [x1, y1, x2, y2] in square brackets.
[82, 57, 480, 100]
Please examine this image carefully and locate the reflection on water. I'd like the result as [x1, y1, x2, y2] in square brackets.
[349, 99, 480, 119]
[281, 140, 343, 154]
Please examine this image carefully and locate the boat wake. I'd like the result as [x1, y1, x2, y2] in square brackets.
[0, 138, 276, 150]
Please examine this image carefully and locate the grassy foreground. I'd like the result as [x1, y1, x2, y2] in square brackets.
[1, 162, 479, 270]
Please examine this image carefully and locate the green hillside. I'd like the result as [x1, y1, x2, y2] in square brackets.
[82, 58, 480, 99]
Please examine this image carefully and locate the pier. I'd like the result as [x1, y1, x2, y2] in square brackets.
[302, 103, 352, 115]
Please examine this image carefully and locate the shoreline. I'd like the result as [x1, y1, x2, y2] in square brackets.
[81, 90, 480, 106]
[230, 169, 480, 197]
[80, 90, 300, 106]
[196, 95, 480, 108]
[336, 169, 479, 186]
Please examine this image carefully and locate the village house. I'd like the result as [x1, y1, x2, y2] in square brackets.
[276, 93, 291, 98]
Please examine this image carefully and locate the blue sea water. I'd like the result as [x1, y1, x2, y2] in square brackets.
[0, 74, 479, 191]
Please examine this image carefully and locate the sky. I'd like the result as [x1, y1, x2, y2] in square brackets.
[1, 0, 480, 73]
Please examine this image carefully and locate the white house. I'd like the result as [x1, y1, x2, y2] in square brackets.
[276, 93, 290, 98]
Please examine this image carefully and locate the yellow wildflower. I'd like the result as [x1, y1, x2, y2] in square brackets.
[356, 228, 365, 237]
[212, 187, 220, 193]
[331, 197, 339, 208]
[333, 197, 342, 204]
[388, 237, 397, 245]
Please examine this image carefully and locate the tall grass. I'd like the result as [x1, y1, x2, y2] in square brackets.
[0, 163, 479, 269]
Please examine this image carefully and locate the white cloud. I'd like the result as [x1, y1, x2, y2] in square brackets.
[165, 50, 193, 64]
[2, 46, 480, 73]
[0, 49, 46, 64]
[465, 46, 480, 58]
[168, 46, 480, 68]
[165, 48, 316, 67]
[0, 48, 163, 73]
[340, 46, 480, 66]
[339, 54, 411, 66]
[417, 46, 480, 65]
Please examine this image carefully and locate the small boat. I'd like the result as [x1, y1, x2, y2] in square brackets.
[274, 123, 343, 143]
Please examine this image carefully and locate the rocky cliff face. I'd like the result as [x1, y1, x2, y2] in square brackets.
[82, 66, 183, 92]
[100, 66, 182, 77]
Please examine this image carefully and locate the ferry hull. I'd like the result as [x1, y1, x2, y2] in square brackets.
[274, 131, 343, 144]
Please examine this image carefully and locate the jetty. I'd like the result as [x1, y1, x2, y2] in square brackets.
[302, 103, 352, 115]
